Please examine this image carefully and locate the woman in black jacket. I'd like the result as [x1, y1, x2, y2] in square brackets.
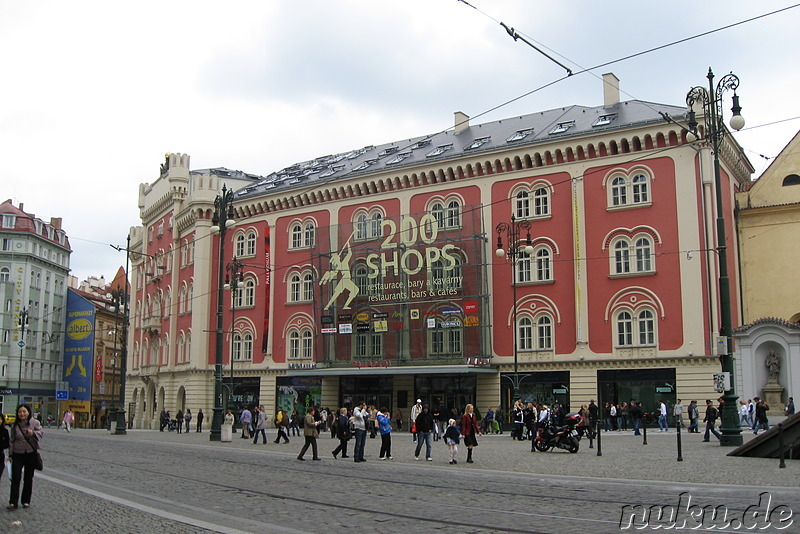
[331, 408, 351, 459]
[0, 413, 9, 482]
[8, 404, 44, 509]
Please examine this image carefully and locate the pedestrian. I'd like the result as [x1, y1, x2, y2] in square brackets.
[738, 400, 749, 427]
[184, 409, 192, 434]
[785, 397, 795, 416]
[239, 406, 252, 439]
[175, 410, 183, 434]
[629, 402, 643, 435]
[62, 410, 74, 433]
[522, 402, 537, 441]
[702, 399, 722, 442]
[46, 414, 54, 429]
[658, 400, 669, 432]
[331, 407, 351, 458]
[687, 400, 699, 433]
[273, 409, 290, 444]
[512, 399, 525, 440]
[410, 399, 423, 442]
[494, 405, 505, 434]
[0, 414, 8, 482]
[461, 404, 481, 464]
[352, 402, 369, 462]
[252, 406, 268, 444]
[619, 402, 629, 431]
[8, 404, 44, 510]
[413, 405, 434, 461]
[377, 407, 393, 460]
[603, 403, 612, 432]
[673, 399, 684, 429]
[444, 418, 461, 464]
[159, 409, 169, 432]
[588, 400, 599, 430]
[394, 407, 403, 431]
[196, 409, 204, 433]
[754, 400, 770, 434]
[748, 398, 756, 429]
[289, 410, 301, 436]
[432, 406, 441, 441]
[613, 403, 621, 431]
[221, 409, 234, 442]
[482, 406, 494, 434]
[296, 406, 321, 461]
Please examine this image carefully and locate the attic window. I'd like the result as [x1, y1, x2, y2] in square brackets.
[783, 174, 800, 186]
[379, 147, 399, 157]
[352, 159, 378, 171]
[592, 114, 617, 127]
[507, 128, 534, 142]
[426, 144, 453, 158]
[347, 147, 374, 160]
[549, 121, 574, 135]
[385, 153, 411, 165]
[465, 137, 491, 150]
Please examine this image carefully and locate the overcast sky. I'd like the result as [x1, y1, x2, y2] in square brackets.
[2, 0, 798, 284]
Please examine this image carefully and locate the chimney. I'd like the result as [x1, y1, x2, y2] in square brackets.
[50, 217, 62, 230]
[454, 111, 469, 134]
[602, 73, 620, 106]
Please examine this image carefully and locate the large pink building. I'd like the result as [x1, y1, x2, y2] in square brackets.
[126, 74, 752, 427]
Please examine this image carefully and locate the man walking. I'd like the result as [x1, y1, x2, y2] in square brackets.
[703, 399, 722, 441]
[658, 400, 669, 432]
[239, 406, 252, 439]
[252, 406, 267, 444]
[410, 399, 423, 442]
[673, 399, 684, 429]
[296, 406, 322, 461]
[413, 405, 434, 461]
[687, 400, 699, 433]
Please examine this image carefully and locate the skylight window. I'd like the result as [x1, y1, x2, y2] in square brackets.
[352, 159, 378, 172]
[506, 128, 534, 142]
[426, 144, 453, 158]
[593, 114, 617, 127]
[385, 153, 411, 165]
[319, 166, 343, 178]
[379, 147, 399, 157]
[411, 139, 431, 150]
[465, 137, 491, 150]
[549, 121, 575, 135]
[347, 146, 374, 160]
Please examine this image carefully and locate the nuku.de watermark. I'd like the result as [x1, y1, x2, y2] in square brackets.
[619, 492, 793, 530]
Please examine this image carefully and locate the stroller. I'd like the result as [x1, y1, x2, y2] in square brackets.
[166, 418, 179, 432]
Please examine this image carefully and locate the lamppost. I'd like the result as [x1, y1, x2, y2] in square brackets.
[210, 185, 236, 442]
[108, 290, 122, 430]
[685, 68, 745, 447]
[495, 216, 534, 398]
[114, 234, 131, 435]
[17, 307, 30, 407]
[224, 256, 244, 431]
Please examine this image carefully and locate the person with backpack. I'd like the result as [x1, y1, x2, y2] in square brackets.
[702, 399, 722, 441]
[331, 407, 351, 459]
[184, 409, 192, 434]
[273, 409, 290, 444]
[687, 400, 699, 433]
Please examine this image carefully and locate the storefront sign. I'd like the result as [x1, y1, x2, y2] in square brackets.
[442, 307, 460, 315]
[466, 357, 490, 366]
[338, 314, 352, 322]
[352, 360, 391, 368]
[553, 388, 567, 394]
[289, 363, 317, 369]
[464, 301, 478, 313]
[427, 318, 436, 329]
[410, 309, 420, 319]
[356, 312, 369, 322]
[320, 315, 334, 325]
[441, 319, 461, 328]
[372, 312, 389, 319]
[373, 320, 388, 332]
[356, 323, 371, 332]
[321, 328, 337, 334]
[339, 324, 352, 334]
[465, 316, 479, 327]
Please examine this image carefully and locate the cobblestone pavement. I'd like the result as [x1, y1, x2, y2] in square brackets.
[1, 423, 797, 533]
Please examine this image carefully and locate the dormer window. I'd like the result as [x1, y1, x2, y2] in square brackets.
[593, 114, 617, 127]
[426, 144, 452, 158]
[2, 215, 15, 228]
[507, 128, 534, 142]
[465, 137, 490, 150]
[549, 121, 574, 135]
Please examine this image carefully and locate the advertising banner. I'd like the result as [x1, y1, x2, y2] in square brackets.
[63, 290, 95, 401]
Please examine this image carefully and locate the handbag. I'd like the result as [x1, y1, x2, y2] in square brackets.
[18, 422, 43, 471]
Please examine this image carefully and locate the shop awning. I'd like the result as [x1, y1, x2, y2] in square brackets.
[285, 365, 497, 377]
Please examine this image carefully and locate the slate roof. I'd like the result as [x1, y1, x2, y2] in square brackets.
[233, 99, 686, 200]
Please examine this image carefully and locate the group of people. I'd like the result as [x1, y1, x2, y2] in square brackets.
[1, 404, 44, 510]
[159, 408, 204, 433]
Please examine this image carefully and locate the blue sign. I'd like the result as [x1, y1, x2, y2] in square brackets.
[63, 290, 95, 401]
[56, 390, 68, 400]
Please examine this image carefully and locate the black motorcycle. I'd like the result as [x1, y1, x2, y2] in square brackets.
[532, 413, 581, 453]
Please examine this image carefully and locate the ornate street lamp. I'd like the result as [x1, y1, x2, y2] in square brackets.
[16, 307, 30, 407]
[495, 216, 534, 397]
[114, 234, 131, 435]
[224, 256, 244, 431]
[209, 185, 236, 441]
[685, 68, 745, 447]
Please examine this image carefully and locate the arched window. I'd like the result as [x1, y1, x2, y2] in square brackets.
[246, 231, 257, 256]
[290, 224, 303, 249]
[431, 202, 445, 229]
[355, 214, 368, 240]
[515, 190, 531, 219]
[516, 250, 532, 283]
[517, 316, 533, 351]
[446, 200, 461, 228]
[634, 237, 653, 272]
[370, 212, 382, 238]
[632, 174, 649, 203]
[301, 330, 312, 359]
[289, 274, 302, 302]
[236, 233, 247, 257]
[243, 278, 256, 307]
[616, 311, 633, 346]
[303, 222, 315, 248]
[638, 309, 655, 345]
[0, 267, 9, 282]
[537, 315, 553, 350]
[614, 240, 631, 274]
[611, 176, 627, 206]
[533, 187, 550, 217]
[302, 273, 314, 301]
[535, 247, 551, 281]
[288, 331, 300, 359]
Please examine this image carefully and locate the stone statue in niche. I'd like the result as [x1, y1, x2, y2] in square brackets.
[765, 350, 781, 383]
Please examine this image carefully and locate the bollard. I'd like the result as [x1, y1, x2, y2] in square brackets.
[643, 420, 648, 445]
[778, 423, 786, 469]
[596, 418, 602, 457]
[588, 422, 594, 449]
[676, 418, 683, 461]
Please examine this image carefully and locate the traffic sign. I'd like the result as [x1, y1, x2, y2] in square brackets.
[56, 390, 68, 400]
[17, 341, 25, 348]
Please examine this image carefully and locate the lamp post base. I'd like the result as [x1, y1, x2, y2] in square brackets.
[114, 408, 127, 435]
[209, 407, 223, 442]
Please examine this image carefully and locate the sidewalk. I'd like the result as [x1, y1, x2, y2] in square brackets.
[81, 422, 799, 488]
